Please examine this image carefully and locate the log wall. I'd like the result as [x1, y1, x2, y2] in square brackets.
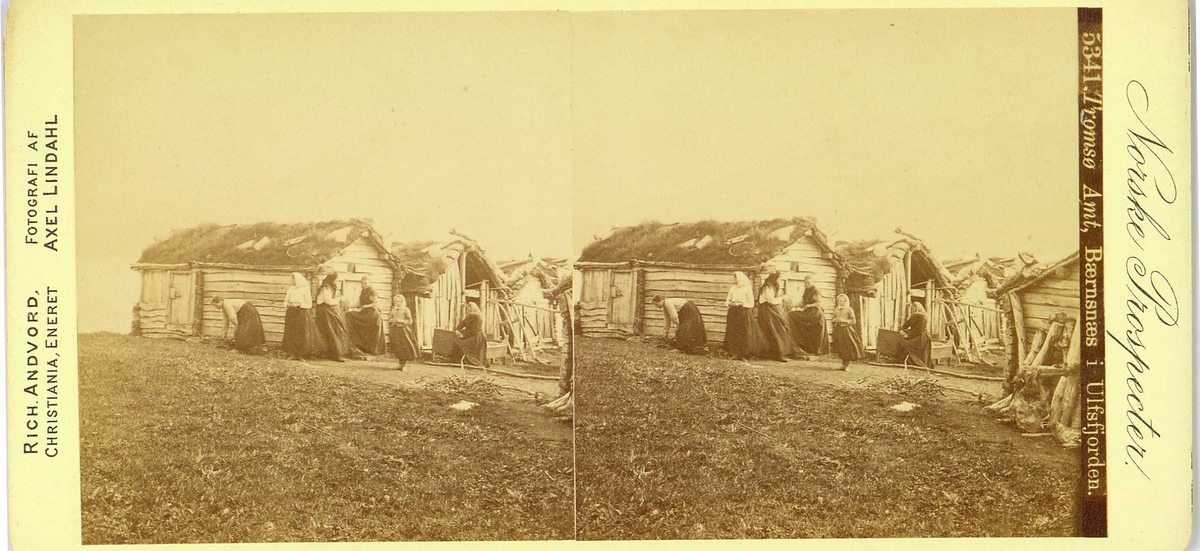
[1017, 260, 1081, 334]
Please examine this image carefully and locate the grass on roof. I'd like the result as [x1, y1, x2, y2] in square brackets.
[138, 220, 372, 267]
[578, 218, 818, 265]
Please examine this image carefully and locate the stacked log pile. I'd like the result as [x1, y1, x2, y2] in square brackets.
[985, 294, 1081, 447]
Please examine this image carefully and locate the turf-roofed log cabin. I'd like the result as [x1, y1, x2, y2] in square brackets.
[576, 218, 850, 343]
[132, 220, 399, 344]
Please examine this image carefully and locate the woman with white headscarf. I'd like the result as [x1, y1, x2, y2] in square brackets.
[723, 271, 755, 359]
[898, 301, 933, 367]
[281, 272, 316, 359]
[452, 302, 488, 366]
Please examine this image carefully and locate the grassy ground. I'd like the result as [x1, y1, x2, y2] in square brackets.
[575, 337, 1079, 540]
[80, 332, 573, 544]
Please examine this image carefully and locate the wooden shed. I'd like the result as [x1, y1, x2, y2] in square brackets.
[575, 218, 849, 344]
[838, 230, 959, 352]
[132, 220, 400, 345]
[990, 251, 1081, 383]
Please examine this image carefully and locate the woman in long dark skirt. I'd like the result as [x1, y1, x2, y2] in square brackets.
[389, 294, 419, 370]
[723, 272, 755, 359]
[789, 275, 829, 355]
[214, 297, 265, 353]
[652, 295, 707, 354]
[452, 302, 488, 366]
[345, 275, 387, 355]
[831, 294, 864, 371]
[756, 272, 793, 362]
[314, 272, 351, 362]
[898, 301, 933, 367]
[281, 272, 315, 359]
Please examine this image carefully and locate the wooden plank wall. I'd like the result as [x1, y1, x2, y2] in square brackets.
[323, 237, 396, 328]
[858, 256, 908, 350]
[199, 270, 297, 343]
[579, 269, 622, 336]
[135, 270, 171, 335]
[199, 237, 397, 346]
[411, 252, 463, 351]
[641, 238, 841, 343]
[1018, 261, 1081, 334]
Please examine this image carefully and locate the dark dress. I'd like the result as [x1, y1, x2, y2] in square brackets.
[345, 287, 386, 355]
[898, 312, 933, 367]
[315, 296, 351, 361]
[233, 302, 265, 352]
[757, 286, 794, 360]
[452, 312, 487, 366]
[390, 309, 419, 362]
[746, 307, 773, 359]
[674, 301, 707, 354]
[724, 305, 752, 359]
[831, 310, 864, 362]
[281, 306, 316, 358]
[790, 286, 829, 355]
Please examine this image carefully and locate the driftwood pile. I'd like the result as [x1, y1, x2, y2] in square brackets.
[985, 308, 1081, 447]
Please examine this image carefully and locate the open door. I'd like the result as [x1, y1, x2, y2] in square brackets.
[166, 271, 195, 334]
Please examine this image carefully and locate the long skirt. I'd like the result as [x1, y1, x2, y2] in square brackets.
[233, 302, 265, 352]
[789, 308, 829, 355]
[746, 307, 772, 359]
[453, 332, 487, 366]
[315, 303, 351, 361]
[757, 303, 794, 360]
[674, 301, 707, 354]
[390, 323, 419, 361]
[898, 331, 933, 367]
[346, 306, 387, 355]
[724, 305, 752, 359]
[832, 323, 864, 362]
[281, 306, 316, 358]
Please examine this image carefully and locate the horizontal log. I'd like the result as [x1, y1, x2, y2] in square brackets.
[202, 271, 297, 284]
[1022, 293, 1080, 310]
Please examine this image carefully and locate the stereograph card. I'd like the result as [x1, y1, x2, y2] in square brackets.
[2, 0, 1193, 548]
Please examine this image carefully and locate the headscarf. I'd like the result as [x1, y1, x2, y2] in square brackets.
[734, 271, 752, 289]
[762, 272, 781, 292]
[393, 294, 406, 309]
[320, 272, 338, 292]
[466, 302, 482, 316]
[837, 294, 850, 308]
[360, 274, 373, 287]
[289, 272, 313, 309]
[912, 301, 927, 316]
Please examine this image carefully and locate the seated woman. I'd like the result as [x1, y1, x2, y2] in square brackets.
[214, 296, 264, 353]
[389, 294, 419, 370]
[789, 275, 829, 356]
[314, 272, 351, 362]
[344, 275, 387, 355]
[452, 302, 488, 366]
[897, 301, 933, 367]
[831, 294, 864, 371]
[651, 295, 707, 354]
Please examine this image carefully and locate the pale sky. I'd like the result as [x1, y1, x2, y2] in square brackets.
[572, 9, 1079, 264]
[77, 9, 1078, 333]
[76, 13, 572, 333]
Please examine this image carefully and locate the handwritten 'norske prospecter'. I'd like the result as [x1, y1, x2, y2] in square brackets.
[1107, 80, 1179, 480]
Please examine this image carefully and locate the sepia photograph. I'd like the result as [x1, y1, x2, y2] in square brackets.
[74, 13, 575, 543]
[570, 9, 1085, 539]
